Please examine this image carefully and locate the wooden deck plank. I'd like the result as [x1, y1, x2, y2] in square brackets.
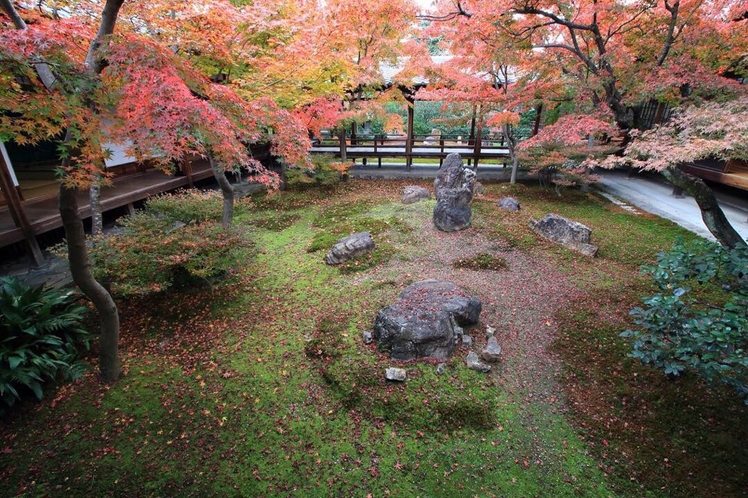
[680, 163, 748, 190]
[0, 161, 214, 250]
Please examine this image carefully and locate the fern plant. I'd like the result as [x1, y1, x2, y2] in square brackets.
[0, 277, 92, 414]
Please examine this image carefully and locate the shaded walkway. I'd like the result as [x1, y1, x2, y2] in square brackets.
[0, 161, 214, 249]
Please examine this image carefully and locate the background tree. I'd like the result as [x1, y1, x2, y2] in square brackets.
[428, 0, 747, 245]
[600, 96, 748, 248]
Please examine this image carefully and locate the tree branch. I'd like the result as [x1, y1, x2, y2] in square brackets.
[417, 1, 472, 21]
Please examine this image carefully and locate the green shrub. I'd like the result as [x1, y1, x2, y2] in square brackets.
[82, 213, 252, 295]
[0, 277, 91, 414]
[145, 189, 224, 223]
[286, 154, 352, 189]
[622, 239, 748, 401]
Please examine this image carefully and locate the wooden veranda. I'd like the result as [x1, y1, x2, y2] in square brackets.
[0, 159, 215, 263]
[310, 135, 510, 168]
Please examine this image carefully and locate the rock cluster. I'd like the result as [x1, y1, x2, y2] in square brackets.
[373, 280, 481, 361]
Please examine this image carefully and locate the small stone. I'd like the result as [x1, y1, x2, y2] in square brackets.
[436, 363, 447, 376]
[454, 323, 464, 338]
[402, 185, 431, 204]
[462, 334, 473, 346]
[385, 367, 407, 382]
[362, 330, 373, 345]
[466, 351, 491, 373]
[497, 196, 520, 211]
[480, 336, 502, 363]
[485, 325, 496, 338]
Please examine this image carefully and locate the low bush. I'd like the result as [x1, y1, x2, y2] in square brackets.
[84, 213, 251, 295]
[622, 238, 748, 401]
[453, 253, 508, 271]
[286, 154, 352, 189]
[146, 189, 224, 223]
[0, 277, 91, 414]
[52, 191, 253, 296]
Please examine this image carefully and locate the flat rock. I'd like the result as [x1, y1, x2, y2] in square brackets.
[497, 196, 520, 211]
[325, 231, 375, 265]
[530, 213, 599, 257]
[373, 280, 482, 360]
[402, 185, 431, 204]
[466, 351, 491, 373]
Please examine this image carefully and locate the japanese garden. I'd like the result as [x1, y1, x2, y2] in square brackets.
[0, 0, 747, 496]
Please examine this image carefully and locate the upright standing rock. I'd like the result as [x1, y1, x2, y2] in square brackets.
[433, 154, 476, 232]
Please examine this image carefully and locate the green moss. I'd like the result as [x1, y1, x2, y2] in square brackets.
[453, 252, 509, 271]
[15, 179, 747, 498]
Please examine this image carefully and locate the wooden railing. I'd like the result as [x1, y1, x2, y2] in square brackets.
[311, 134, 510, 169]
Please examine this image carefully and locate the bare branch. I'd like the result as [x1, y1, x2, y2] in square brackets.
[417, 0, 472, 21]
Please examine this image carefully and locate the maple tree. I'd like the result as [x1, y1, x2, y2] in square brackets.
[1, 0, 126, 382]
[0, 0, 311, 381]
[600, 96, 748, 248]
[427, 0, 747, 244]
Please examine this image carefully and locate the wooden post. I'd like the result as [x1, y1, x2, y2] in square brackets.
[0, 141, 44, 266]
[339, 129, 347, 161]
[405, 102, 414, 171]
[182, 159, 194, 188]
[472, 108, 483, 170]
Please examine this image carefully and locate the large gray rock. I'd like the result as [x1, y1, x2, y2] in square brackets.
[325, 231, 375, 265]
[530, 213, 599, 257]
[433, 154, 476, 232]
[373, 280, 482, 360]
[402, 185, 431, 204]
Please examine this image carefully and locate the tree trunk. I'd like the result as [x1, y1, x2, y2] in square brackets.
[209, 154, 235, 229]
[1, 0, 126, 383]
[338, 129, 347, 162]
[661, 167, 747, 249]
[531, 103, 543, 137]
[503, 124, 519, 184]
[59, 184, 121, 381]
[90, 174, 103, 235]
